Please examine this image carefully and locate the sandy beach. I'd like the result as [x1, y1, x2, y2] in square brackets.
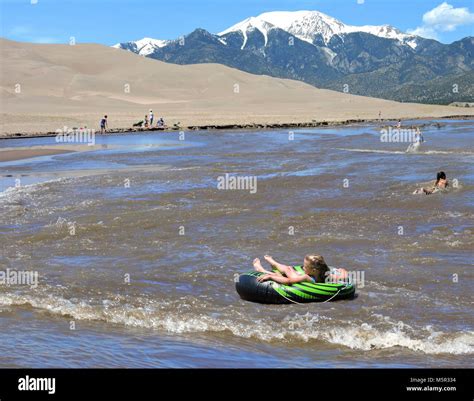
[0, 144, 115, 162]
[1, 38, 473, 139]
[0, 148, 75, 162]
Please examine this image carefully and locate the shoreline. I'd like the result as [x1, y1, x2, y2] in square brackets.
[0, 144, 117, 163]
[0, 148, 76, 162]
[1, 115, 473, 141]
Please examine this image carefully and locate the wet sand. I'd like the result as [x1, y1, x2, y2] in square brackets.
[0, 144, 120, 162]
[0, 148, 75, 162]
[1, 117, 473, 141]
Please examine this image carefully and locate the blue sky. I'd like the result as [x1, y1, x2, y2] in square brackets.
[1, 0, 473, 45]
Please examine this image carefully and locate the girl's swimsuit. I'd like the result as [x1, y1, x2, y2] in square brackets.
[293, 266, 317, 283]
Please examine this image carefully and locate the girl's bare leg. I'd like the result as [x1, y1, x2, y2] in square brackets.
[264, 255, 294, 277]
[253, 258, 273, 274]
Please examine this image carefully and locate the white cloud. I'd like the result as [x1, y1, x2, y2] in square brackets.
[408, 2, 474, 39]
[8, 25, 61, 44]
[408, 26, 439, 40]
[31, 37, 60, 44]
[423, 2, 474, 30]
[9, 25, 32, 36]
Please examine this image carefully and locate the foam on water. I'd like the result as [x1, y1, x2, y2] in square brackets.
[336, 148, 474, 155]
[0, 176, 71, 202]
[0, 293, 472, 355]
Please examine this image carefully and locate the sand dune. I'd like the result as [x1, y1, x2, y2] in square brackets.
[1, 38, 472, 136]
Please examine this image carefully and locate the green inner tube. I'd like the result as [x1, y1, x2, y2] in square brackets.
[235, 266, 356, 304]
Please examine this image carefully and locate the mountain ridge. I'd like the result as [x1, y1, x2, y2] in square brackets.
[1, 37, 473, 136]
[113, 10, 473, 104]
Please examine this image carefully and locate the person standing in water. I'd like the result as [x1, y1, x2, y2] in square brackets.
[417, 128, 424, 143]
[413, 171, 449, 195]
[100, 115, 108, 134]
[407, 127, 424, 152]
[414, 127, 424, 145]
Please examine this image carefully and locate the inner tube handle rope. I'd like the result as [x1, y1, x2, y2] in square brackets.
[321, 287, 344, 303]
[272, 283, 349, 304]
[271, 283, 302, 304]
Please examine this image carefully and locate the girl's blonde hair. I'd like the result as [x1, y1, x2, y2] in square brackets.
[304, 254, 329, 283]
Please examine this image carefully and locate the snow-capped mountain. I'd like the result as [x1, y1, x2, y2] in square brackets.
[219, 10, 419, 49]
[111, 10, 473, 104]
[219, 17, 276, 49]
[115, 10, 420, 55]
[113, 37, 169, 56]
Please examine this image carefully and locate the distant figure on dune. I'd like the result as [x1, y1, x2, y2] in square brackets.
[149, 110, 154, 126]
[100, 115, 108, 134]
[413, 171, 449, 195]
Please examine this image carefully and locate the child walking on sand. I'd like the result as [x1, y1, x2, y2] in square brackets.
[100, 115, 108, 134]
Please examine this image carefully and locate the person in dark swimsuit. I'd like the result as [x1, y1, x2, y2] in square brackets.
[413, 171, 449, 195]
